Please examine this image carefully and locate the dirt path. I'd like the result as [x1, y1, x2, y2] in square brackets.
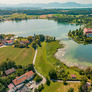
[33, 48, 46, 89]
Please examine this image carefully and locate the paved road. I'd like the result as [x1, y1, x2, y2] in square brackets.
[33, 48, 46, 89]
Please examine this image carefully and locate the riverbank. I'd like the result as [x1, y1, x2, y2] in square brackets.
[55, 41, 87, 69]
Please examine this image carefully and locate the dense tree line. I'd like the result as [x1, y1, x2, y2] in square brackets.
[0, 8, 92, 15]
[52, 14, 92, 24]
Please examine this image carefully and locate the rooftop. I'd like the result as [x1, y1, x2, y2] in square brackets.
[5, 68, 15, 75]
[71, 74, 76, 78]
[8, 83, 14, 89]
[13, 71, 34, 86]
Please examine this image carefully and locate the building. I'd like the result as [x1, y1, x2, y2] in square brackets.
[5, 68, 15, 76]
[71, 74, 76, 79]
[0, 43, 3, 46]
[84, 28, 92, 37]
[5, 37, 9, 40]
[8, 83, 15, 89]
[13, 71, 34, 86]
[20, 41, 29, 44]
[10, 37, 14, 41]
[3, 40, 14, 45]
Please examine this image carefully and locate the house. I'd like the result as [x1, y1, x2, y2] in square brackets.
[71, 74, 76, 79]
[20, 41, 29, 44]
[84, 28, 92, 37]
[0, 43, 3, 46]
[5, 37, 9, 40]
[10, 37, 14, 41]
[13, 71, 34, 86]
[5, 68, 15, 76]
[3, 40, 14, 45]
[8, 83, 15, 89]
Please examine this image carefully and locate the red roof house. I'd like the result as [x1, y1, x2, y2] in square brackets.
[0, 43, 3, 46]
[71, 74, 76, 79]
[84, 28, 92, 37]
[13, 71, 34, 86]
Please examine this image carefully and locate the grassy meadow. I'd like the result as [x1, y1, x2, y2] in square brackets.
[42, 81, 80, 92]
[0, 44, 35, 66]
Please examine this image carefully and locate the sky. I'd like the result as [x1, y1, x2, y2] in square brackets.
[0, 0, 91, 4]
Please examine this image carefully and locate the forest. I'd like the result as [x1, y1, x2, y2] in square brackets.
[0, 8, 92, 15]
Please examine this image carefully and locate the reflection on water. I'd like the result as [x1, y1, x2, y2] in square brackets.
[0, 19, 92, 66]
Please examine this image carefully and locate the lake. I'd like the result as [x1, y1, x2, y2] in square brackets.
[0, 19, 92, 67]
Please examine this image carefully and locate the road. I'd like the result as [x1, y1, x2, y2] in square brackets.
[33, 48, 46, 89]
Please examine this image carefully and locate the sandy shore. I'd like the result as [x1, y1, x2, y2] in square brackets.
[55, 41, 87, 69]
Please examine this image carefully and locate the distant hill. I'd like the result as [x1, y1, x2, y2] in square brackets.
[0, 2, 92, 8]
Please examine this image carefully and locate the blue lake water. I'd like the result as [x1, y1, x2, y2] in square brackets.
[0, 19, 92, 67]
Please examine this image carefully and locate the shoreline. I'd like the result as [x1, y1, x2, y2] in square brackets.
[55, 41, 87, 69]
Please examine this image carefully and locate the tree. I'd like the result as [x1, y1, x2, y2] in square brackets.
[54, 37, 56, 41]
[36, 35, 40, 40]
[16, 69, 24, 76]
[34, 75, 43, 83]
[81, 76, 87, 85]
[49, 69, 57, 79]
[68, 88, 74, 92]
[26, 64, 34, 72]
[32, 41, 37, 49]
[39, 34, 45, 42]
[26, 42, 29, 48]
[0, 83, 6, 92]
[62, 78, 67, 85]
[34, 88, 39, 92]
[36, 39, 41, 46]
[46, 77, 50, 86]
[28, 36, 33, 42]
[38, 84, 44, 92]
[0, 35, 4, 40]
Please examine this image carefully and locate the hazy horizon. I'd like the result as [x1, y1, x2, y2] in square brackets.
[0, 0, 91, 4]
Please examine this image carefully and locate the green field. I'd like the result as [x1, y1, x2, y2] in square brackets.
[0, 44, 35, 66]
[35, 41, 82, 79]
[42, 81, 80, 92]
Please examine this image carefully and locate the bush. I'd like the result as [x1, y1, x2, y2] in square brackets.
[34, 75, 43, 83]
[38, 84, 44, 92]
[34, 88, 39, 92]
[62, 78, 67, 85]
[68, 88, 74, 92]
[46, 77, 50, 86]
[49, 69, 57, 79]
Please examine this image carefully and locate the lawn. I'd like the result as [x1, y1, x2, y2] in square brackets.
[35, 41, 82, 79]
[42, 81, 80, 92]
[0, 44, 35, 66]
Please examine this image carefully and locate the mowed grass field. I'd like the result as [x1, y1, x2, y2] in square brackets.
[42, 81, 80, 92]
[0, 44, 35, 66]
